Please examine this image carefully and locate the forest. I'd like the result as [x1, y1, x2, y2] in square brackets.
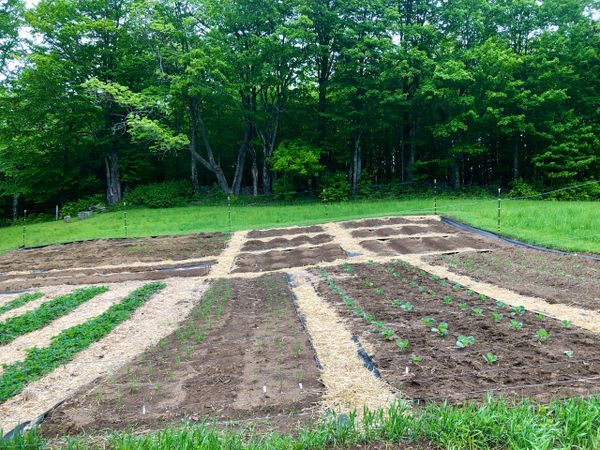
[0, 0, 599, 220]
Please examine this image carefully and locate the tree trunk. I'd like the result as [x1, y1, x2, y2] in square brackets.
[12, 194, 19, 220]
[407, 119, 416, 183]
[250, 148, 259, 197]
[105, 145, 122, 205]
[452, 154, 461, 190]
[352, 130, 363, 196]
[231, 121, 253, 196]
[513, 132, 520, 180]
[262, 155, 272, 196]
[190, 151, 200, 193]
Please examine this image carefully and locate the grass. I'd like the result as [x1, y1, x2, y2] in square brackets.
[2, 397, 598, 449]
[0, 198, 598, 254]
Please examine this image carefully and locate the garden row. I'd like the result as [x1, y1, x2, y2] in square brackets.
[314, 260, 600, 403]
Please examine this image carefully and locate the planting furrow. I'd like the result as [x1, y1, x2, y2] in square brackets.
[0, 287, 108, 346]
[286, 268, 395, 413]
[0, 278, 207, 434]
[0, 281, 146, 370]
[0, 293, 43, 316]
[402, 255, 600, 333]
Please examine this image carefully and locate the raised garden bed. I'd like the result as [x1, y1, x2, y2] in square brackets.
[242, 234, 334, 252]
[233, 244, 346, 273]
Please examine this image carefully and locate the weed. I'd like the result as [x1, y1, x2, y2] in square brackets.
[95, 387, 103, 404]
[295, 370, 305, 383]
[455, 335, 475, 349]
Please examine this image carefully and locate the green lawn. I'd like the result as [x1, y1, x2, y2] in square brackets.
[0, 198, 598, 254]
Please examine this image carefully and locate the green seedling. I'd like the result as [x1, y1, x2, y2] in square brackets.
[372, 321, 385, 331]
[362, 280, 374, 288]
[511, 305, 526, 317]
[393, 301, 414, 312]
[385, 267, 394, 274]
[428, 290, 437, 298]
[471, 307, 484, 316]
[418, 286, 426, 293]
[367, 260, 376, 266]
[442, 295, 453, 304]
[561, 320, 572, 329]
[430, 274, 440, 281]
[478, 294, 487, 301]
[293, 341, 302, 358]
[422, 316, 436, 327]
[342, 262, 354, 273]
[466, 289, 474, 296]
[452, 284, 462, 291]
[459, 302, 469, 311]
[495, 301, 507, 309]
[431, 322, 449, 337]
[364, 313, 376, 323]
[509, 319, 523, 331]
[410, 281, 418, 287]
[375, 288, 385, 296]
[395, 339, 410, 351]
[536, 313, 545, 322]
[491, 312, 504, 322]
[410, 354, 423, 365]
[455, 335, 475, 349]
[352, 308, 365, 317]
[483, 353, 497, 364]
[438, 280, 447, 287]
[381, 328, 394, 340]
[535, 328, 550, 342]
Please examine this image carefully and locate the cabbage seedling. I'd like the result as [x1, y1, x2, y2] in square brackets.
[362, 280, 374, 288]
[372, 321, 385, 331]
[536, 313, 545, 321]
[478, 294, 486, 301]
[443, 295, 453, 304]
[375, 288, 385, 296]
[395, 301, 414, 312]
[466, 289, 474, 296]
[491, 312, 504, 323]
[495, 301, 507, 308]
[395, 339, 410, 351]
[455, 335, 475, 349]
[432, 322, 449, 337]
[509, 319, 523, 330]
[381, 328, 394, 340]
[385, 267, 394, 274]
[459, 302, 469, 311]
[535, 328, 550, 342]
[483, 353, 497, 364]
[410, 354, 423, 365]
[471, 307, 484, 316]
[511, 305, 526, 317]
[422, 316, 436, 327]
[452, 284, 461, 291]
[561, 320, 572, 329]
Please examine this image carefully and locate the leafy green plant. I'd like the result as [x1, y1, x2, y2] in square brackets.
[455, 335, 475, 349]
[393, 301, 414, 312]
[495, 301, 507, 309]
[509, 319, 524, 331]
[459, 302, 469, 311]
[471, 307, 484, 316]
[478, 294, 487, 301]
[375, 288, 385, 296]
[422, 316, 436, 327]
[511, 305, 526, 317]
[362, 280, 374, 288]
[431, 322, 449, 337]
[561, 320, 572, 329]
[0, 282, 165, 402]
[483, 353, 497, 364]
[0, 286, 108, 345]
[342, 262, 354, 273]
[536, 313, 545, 321]
[466, 289, 474, 296]
[381, 328, 394, 340]
[535, 328, 550, 342]
[395, 339, 409, 351]
[0, 293, 44, 316]
[452, 284, 462, 291]
[491, 312, 504, 323]
[442, 295, 453, 304]
[410, 354, 423, 365]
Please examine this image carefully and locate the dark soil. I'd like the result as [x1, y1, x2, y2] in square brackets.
[0, 262, 213, 292]
[0, 233, 228, 273]
[247, 226, 325, 239]
[233, 244, 347, 273]
[242, 234, 334, 252]
[351, 223, 453, 239]
[426, 248, 600, 312]
[313, 262, 600, 403]
[360, 235, 494, 256]
[341, 217, 412, 229]
[41, 275, 323, 438]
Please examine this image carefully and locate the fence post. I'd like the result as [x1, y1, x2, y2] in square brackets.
[227, 195, 232, 235]
[22, 209, 27, 248]
[497, 188, 501, 234]
[55, 205, 59, 221]
[124, 202, 128, 238]
[434, 179, 438, 215]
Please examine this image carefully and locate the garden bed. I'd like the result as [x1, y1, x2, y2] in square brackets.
[425, 248, 600, 312]
[40, 275, 322, 438]
[314, 262, 600, 403]
[242, 234, 333, 252]
[359, 235, 493, 255]
[0, 233, 227, 273]
[247, 225, 325, 239]
[351, 223, 452, 238]
[233, 244, 346, 273]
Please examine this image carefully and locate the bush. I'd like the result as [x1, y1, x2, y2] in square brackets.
[61, 194, 106, 218]
[507, 179, 539, 199]
[319, 172, 351, 202]
[126, 180, 194, 208]
[273, 175, 297, 200]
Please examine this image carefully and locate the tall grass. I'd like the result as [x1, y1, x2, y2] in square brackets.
[0, 198, 598, 254]
[2, 397, 598, 449]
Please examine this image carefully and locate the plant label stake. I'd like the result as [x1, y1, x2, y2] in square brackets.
[124, 202, 128, 238]
[497, 188, 501, 234]
[227, 195, 232, 234]
[21, 209, 27, 248]
[434, 179, 437, 215]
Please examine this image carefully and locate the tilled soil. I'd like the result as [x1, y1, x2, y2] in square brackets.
[0, 233, 227, 273]
[0, 263, 213, 292]
[233, 244, 347, 273]
[359, 235, 493, 255]
[341, 217, 413, 229]
[351, 223, 453, 239]
[242, 234, 334, 252]
[41, 275, 323, 438]
[247, 226, 325, 239]
[314, 263, 600, 403]
[425, 249, 600, 312]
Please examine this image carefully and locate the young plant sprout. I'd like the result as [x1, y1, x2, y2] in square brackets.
[342, 262, 354, 273]
[455, 335, 475, 349]
[428, 290, 437, 298]
[395, 339, 410, 351]
[422, 316, 436, 327]
[452, 284, 462, 291]
[511, 305, 526, 317]
[509, 319, 524, 331]
[431, 321, 449, 337]
[443, 295, 453, 304]
[375, 288, 385, 296]
[491, 312, 504, 323]
[471, 307, 484, 316]
[410, 281, 418, 287]
[385, 267, 394, 274]
[483, 353, 498, 364]
[459, 302, 469, 311]
[398, 301, 415, 312]
[362, 280, 374, 288]
[372, 320, 385, 331]
[535, 328, 550, 342]
[438, 279, 447, 287]
[478, 294, 487, 301]
[466, 289, 474, 296]
[381, 328, 394, 340]
[418, 286, 426, 293]
[561, 320, 572, 329]
[536, 313, 545, 321]
[495, 301, 507, 309]
[410, 354, 423, 365]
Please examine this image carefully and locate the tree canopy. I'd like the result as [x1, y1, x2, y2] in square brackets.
[0, 0, 599, 217]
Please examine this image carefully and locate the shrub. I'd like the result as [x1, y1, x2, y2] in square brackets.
[126, 180, 194, 208]
[508, 179, 539, 199]
[319, 172, 351, 202]
[61, 194, 106, 218]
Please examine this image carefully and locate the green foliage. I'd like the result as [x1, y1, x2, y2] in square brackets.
[455, 335, 475, 349]
[61, 194, 106, 218]
[126, 181, 194, 209]
[0, 292, 43, 316]
[0, 287, 108, 345]
[0, 282, 165, 402]
[319, 172, 351, 202]
[271, 141, 323, 178]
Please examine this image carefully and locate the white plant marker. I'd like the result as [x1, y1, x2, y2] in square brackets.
[142, 405, 146, 415]
[405, 366, 410, 375]
[299, 383, 303, 390]
[263, 385, 267, 394]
